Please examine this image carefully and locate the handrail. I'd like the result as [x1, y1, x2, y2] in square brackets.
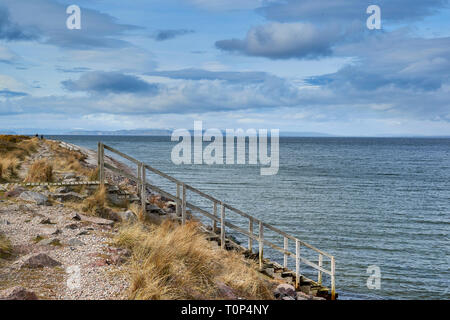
[98, 142, 336, 299]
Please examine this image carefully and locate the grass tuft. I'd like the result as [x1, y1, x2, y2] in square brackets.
[115, 220, 274, 300]
[25, 160, 53, 183]
[81, 185, 107, 216]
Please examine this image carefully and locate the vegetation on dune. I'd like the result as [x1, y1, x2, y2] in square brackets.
[25, 160, 54, 183]
[0, 135, 39, 182]
[115, 221, 274, 300]
[81, 185, 107, 215]
[46, 140, 98, 181]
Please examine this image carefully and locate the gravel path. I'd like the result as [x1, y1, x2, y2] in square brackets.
[0, 140, 131, 300]
[0, 201, 130, 299]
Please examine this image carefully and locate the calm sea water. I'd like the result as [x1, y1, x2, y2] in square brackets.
[49, 136, 450, 300]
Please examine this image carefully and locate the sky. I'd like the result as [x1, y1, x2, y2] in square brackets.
[0, 0, 449, 136]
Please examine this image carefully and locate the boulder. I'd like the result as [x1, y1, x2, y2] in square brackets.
[20, 253, 61, 268]
[215, 281, 238, 300]
[53, 192, 84, 202]
[70, 212, 81, 221]
[33, 186, 49, 193]
[106, 193, 128, 207]
[65, 223, 79, 230]
[116, 210, 137, 223]
[40, 218, 53, 225]
[55, 186, 72, 194]
[5, 187, 26, 198]
[19, 191, 50, 206]
[0, 286, 38, 300]
[274, 283, 297, 300]
[79, 214, 114, 226]
[62, 173, 77, 180]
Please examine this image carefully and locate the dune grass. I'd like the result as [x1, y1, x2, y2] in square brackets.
[114, 220, 274, 300]
[0, 135, 39, 182]
[24, 159, 54, 183]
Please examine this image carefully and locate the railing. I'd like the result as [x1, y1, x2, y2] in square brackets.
[97, 142, 336, 299]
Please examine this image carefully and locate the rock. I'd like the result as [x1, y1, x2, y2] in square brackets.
[282, 296, 296, 300]
[108, 185, 120, 192]
[40, 218, 53, 224]
[0, 286, 38, 300]
[65, 223, 79, 230]
[19, 191, 50, 206]
[62, 173, 77, 180]
[33, 186, 48, 193]
[79, 214, 114, 226]
[274, 283, 297, 300]
[116, 210, 137, 223]
[20, 253, 61, 268]
[0, 185, 7, 192]
[0, 219, 10, 225]
[40, 238, 61, 246]
[76, 230, 89, 236]
[216, 282, 238, 300]
[70, 212, 81, 221]
[55, 186, 71, 194]
[5, 187, 26, 198]
[54, 192, 84, 202]
[90, 258, 108, 267]
[106, 193, 128, 207]
[67, 238, 85, 246]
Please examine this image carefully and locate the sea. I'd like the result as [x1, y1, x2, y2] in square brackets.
[48, 135, 450, 300]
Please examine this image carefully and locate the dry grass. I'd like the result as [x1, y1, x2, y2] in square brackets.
[24, 159, 53, 183]
[0, 158, 20, 181]
[80, 185, 107, 216]
[115, 220, 274, 300]
[0, 135, 39, 182]
[46, 141, 98, 181]
[0, 233, 12, 259]
[0, 135, 38, 160]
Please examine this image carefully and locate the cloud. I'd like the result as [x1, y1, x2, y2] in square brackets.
[215, 1, 448, 61]
[1, 0, 141, 49]
[62, 71, 160, 94]
[0, 45, 19, 64]
[257, 0, 449, 23]
[184, 0, 264, 11]
[310, 33, 450, 92]
[146, 68, 273, 83]
[0, 89, 28, 98]
[55, 66, 92, 73]
[216, 22, 340, 59]
[0, 6, 37, 41]
[151, 29, 195, 41]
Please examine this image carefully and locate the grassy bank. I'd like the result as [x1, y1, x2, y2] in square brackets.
[115, 221, 274, 300]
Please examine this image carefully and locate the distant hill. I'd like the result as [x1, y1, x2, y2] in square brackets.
[67, 129, 173, 136]
[65, 129, 335, 137]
